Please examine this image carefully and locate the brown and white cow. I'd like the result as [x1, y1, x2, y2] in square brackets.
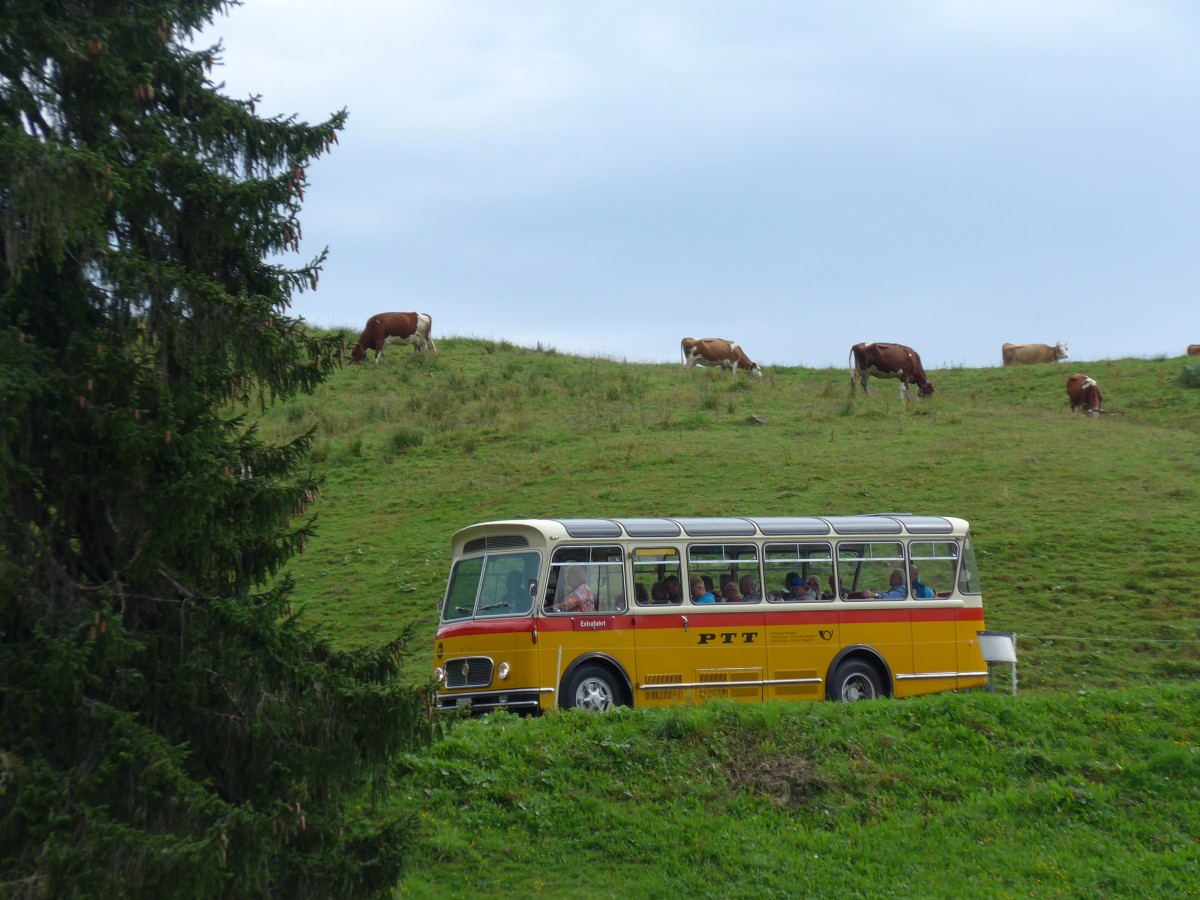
[849, 342, 934, 401]
[1187, 344, 1200, 357]
[680, 337, 763, 378]
[1001, 342, 1068, 366]
[1066, 374, 1102, 416]
[350, 312, 437, 364]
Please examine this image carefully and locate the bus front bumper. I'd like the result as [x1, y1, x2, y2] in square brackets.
[433, 688, 545, 714]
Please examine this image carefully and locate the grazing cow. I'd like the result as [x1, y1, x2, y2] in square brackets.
[350, 312, 437, 364]
[1187, 344, 1200, 356]
[849, 342, 934, 400]
[680, 337, 763, 378]
[1001, 342, 1068, 366]
[1066, 374, 1102, 416]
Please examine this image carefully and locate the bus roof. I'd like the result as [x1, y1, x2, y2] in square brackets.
[453, 515, 968, 552]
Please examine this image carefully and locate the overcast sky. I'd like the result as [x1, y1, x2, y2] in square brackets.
[197, 1, 1199, 369]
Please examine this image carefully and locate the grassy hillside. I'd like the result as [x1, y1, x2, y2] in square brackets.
[255, 339, 1200, 694]
[393, 686, 1200, 897]
[249, 340, 1200, 896]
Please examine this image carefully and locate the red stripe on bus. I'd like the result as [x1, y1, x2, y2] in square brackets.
[437, 605, 984, 639]
[437, 619, 536, 639]
[838, 607, 984, 624]
[914, 607, 983, 622]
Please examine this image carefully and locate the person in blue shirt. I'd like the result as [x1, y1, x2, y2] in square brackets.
[690, 576, 716, 604]
[910, 565, 935, 599]
[863, 568, 908, 599]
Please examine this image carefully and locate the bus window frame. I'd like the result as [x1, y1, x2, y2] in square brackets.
[631, 546, 683, 606]
[838, 540, 907, 601]
[544, 544, 628, 615]
[763, 541, 835, 602]
[908, 540, 959, 600]
[686, 543, 761, 604]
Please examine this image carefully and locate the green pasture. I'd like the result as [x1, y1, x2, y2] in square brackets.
[252, 338, 1200, 896]
[257, 338, 1200, 692]
[396, 686, 1200, 898]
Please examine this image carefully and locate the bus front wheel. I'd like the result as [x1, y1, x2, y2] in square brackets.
[563, 664, 622, 711]
[828, 659, 884, 702]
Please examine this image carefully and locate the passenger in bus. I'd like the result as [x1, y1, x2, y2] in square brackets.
[701, 575, 715, 594]
[664, 575, 683, 604]
[782, 573, 817, 601]
[650, 581, 670, 604]
[910, 565, 935, 599]
[860, 568, 908, 600]
[823, 575, 841, 600]
[781, 572, 802, 598]
[805, 575, 823, 599]
[721, 581, 743, 603]
[738, 575, 761, 602]
[552, 565, 597, 612]
[690, 576, 716, 604]
[634, 582, 650, 604]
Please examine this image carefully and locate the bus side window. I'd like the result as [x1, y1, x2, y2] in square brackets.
[543, 569, 561, 610]
[688, 543, 759, 604]
[545, 545, 626, 614]
[632, 548, 682, 606]
[839, 542, 905, 600]
[764, 542, 833, 602]
[909, 541, 957, 600]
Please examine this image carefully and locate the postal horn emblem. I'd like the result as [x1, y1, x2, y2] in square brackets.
[819, 629, 833, 641]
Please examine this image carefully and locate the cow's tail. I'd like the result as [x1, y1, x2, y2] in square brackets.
[848, 346, 859, 394]
[681, 337, 691, 366]
[419, 313, 438, 357]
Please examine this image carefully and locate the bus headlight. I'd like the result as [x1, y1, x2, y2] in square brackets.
[434, 667, 445, 683]
[497, 662, 511, 680]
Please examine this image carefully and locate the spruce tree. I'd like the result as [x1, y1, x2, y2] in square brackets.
[1, 3, 427, 896]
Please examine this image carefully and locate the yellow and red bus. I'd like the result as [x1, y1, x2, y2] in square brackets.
[432, 515, 990, 713]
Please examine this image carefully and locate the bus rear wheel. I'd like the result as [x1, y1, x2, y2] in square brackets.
[828, 659, 884, 702]
[563, 664, 622, 711]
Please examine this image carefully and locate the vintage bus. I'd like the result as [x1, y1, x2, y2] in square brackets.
[432, 515, 990, 713]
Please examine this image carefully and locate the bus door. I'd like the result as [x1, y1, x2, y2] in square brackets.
[686, 543, 766, 703]
[837, 541, 914, 688]
[629, 547, 692, 706]
[908, 540, 961, 686]
[762, 542, 837, 700]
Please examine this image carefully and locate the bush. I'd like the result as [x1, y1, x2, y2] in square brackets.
[1176, 363, 1200, 389]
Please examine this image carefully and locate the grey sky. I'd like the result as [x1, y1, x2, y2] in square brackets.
[199, 1, 1200, 368]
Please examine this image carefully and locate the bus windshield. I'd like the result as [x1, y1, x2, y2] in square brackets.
[441, 550, 541, 622]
